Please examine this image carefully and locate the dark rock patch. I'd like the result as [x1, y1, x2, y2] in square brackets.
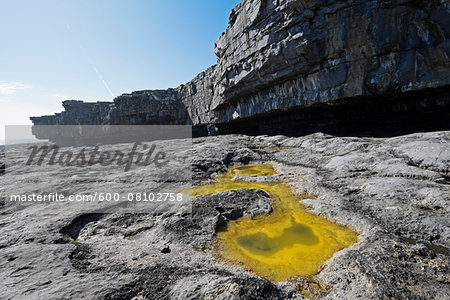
[68, 243, 94, 272]
[102, 265, 287, 300]
[164, 189, 272, 247]
[60, 213, 107, 240]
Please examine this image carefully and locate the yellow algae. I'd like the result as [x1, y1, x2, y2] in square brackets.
[191, 164, 359, 282]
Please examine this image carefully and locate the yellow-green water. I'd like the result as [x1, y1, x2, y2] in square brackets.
[191, 164, 358, 282]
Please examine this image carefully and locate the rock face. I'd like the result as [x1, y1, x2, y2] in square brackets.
[109, 90, 191, 125]
[211, 0, 450, 123]
[1, 132, 449, 299]
[181, 66, 217, 126]
[30, 100, 112, 125]
[31, 91, 191, 126]
[30, 0, 450, 136]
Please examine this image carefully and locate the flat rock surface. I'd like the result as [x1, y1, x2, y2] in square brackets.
[0, 132, 449, 299]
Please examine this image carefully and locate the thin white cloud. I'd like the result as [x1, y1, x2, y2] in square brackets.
[0, 98, 10, 103]
[65, 23, 115, 99]
[0, 82, 32, 95]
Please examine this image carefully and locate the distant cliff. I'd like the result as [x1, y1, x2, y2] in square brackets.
[31, 0, 450, 136]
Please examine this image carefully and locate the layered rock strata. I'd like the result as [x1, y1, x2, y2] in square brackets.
[211, 0, 450, 123]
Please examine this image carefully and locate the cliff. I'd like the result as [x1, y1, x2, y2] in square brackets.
[211, 0, 450, 123]
[31, 0, 450, 136]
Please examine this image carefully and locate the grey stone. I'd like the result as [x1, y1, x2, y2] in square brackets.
[1, 132, 449, 299]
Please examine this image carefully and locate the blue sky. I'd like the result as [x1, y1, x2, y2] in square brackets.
[0, 0, 241, 141]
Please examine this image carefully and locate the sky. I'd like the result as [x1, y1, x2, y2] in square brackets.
[0, 0, 241, 141]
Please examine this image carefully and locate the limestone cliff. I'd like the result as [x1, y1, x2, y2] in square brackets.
[211, 0, 450, 123]
[31, 0, 450, 135]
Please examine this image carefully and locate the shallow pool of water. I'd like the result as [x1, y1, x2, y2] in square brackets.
[191, 164, 358, 282]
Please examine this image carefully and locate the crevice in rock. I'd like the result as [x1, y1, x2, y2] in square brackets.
[60, 213, 107, 240]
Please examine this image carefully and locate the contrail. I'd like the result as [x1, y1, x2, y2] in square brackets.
[93, 67, 115, 98]
[66, 23, 115, 99]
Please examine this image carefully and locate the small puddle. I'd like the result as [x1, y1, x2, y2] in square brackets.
[191, 164, 358, 282]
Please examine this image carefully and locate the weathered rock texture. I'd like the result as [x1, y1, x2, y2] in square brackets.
[30, 0, 450, 136]
[1, 132, 449, 299]
[211, 0, 450, 123]
[109, 90, 191, 125]
[31, 101, 111, 125]
[31, 90, 191, 126]
[181, 66, 217, 125]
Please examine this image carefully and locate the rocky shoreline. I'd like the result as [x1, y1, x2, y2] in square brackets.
[1, 132, 449, 299]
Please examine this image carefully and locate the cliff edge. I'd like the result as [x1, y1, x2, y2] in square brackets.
[31, 0, 450, 136]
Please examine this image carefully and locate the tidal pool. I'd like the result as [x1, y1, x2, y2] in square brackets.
[191, 164, 358, 282]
